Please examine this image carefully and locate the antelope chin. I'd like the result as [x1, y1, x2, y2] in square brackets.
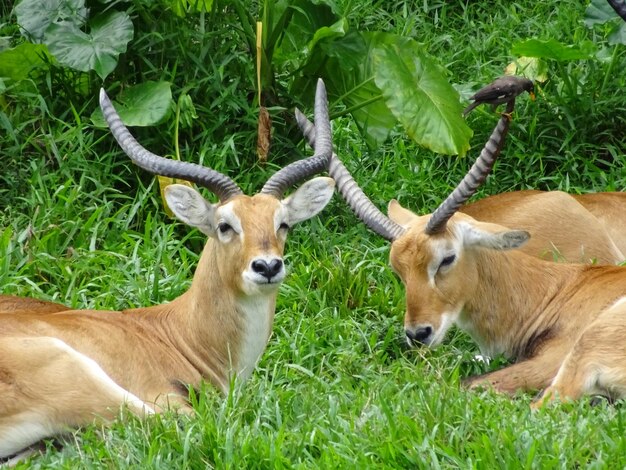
[241, 271, 285, 296]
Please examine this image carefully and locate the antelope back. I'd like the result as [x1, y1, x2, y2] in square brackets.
[388, 200, 529, 346]
[0, 296, 70, 315]
[571, 192, 626, 257]
[461, 191, 625, 264]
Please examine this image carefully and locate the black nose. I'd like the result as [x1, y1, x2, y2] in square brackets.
[251, 258, 283, 280]
[406, 326, 433, 345]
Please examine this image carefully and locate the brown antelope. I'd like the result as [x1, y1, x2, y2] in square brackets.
[384, 191, 626, 406]
[0, 295, 70, 315]
[299, 98, 626, 404]
[295, 109, 626, 266]
[460, 190, 626, 262]
[0, 80, 336, 461]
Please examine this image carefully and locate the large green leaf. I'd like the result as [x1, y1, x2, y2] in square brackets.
[373, 40, 471, 156]
[13, 0, 87, 43]
[91, 81, 172, 128]
[332, 74, 397, 147]
[281, 7, 393, 146]
[309, 0, 340, 15]
[322, 28, 366, 69]
[273, 0, 337, 67]
[608, 22, 626, 45]
[312, 31, 398, 147]
[585, 0, 626, 46]
[281, 15, 470, 152]
[45, 11, 133, 79]
[307, 18, 347, 53]
[585, 0, 620, 26]
[511, 39, 597, 61]
[504, 56, 549, 83]
[0, 43, 51, 82]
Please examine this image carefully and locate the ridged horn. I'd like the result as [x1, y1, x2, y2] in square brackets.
[424, 99, 515, 235]
[295, 110, 405, 241]
[260, 79, 333, 197]
[329, 156, 406, 241]
[608, 0, 626, 21]
[100, 89, 243, 202]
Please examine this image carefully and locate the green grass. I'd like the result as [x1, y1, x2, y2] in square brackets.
[2, 0, 626, 468]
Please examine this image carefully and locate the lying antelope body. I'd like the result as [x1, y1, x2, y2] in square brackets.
[0, 80, 335, 461]
[387, 203, 626, 403]
[296, 100, 626, 266]
[461, 190, 626, 264]
[299, 91, 626, 404]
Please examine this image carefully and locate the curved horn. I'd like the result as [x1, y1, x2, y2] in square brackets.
[295, 111, 405, 241]
[329, 156, 406, 241]
[260, 79, 333, 197]
[608, 0, 626, 21]
[424, 100, 515, 235]
[100, 89, 243, 202]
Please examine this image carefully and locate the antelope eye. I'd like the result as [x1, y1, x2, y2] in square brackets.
[218, 223, 232, 234]
[279, 222, 290, 231]
[440, 254, 456, 269]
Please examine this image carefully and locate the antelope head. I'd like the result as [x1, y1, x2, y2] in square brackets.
[296, 98, 522, 347]
[387, 202, 529, 346]
[100, 79, 335, 298]
[162, 178, 334, 296]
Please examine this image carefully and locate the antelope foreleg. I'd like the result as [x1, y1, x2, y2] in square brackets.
[462, 347, 569, 395]
[533, 307, 626, 409]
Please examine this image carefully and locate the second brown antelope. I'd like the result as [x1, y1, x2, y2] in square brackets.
[0, 80, 336, 462]
[296, 88, 626, 265]
[298, 91, 626, 404]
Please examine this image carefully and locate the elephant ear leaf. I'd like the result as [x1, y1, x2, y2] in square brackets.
[14, 0, 88, 43]
[373, 40, 472, 156]
[584, 0, 626, 45]
[45, 12, 134, 79]
[511, 38, 597, 61]
[91, 81, 172, 128]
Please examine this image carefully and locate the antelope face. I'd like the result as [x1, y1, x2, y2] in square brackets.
[218, 194, 289, 293]
[388, 200, 529, 348]
[164, 177, 335, 296]
[389, 212, 475, 347]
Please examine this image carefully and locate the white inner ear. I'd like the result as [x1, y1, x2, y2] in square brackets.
[459, 222, 530, 251]
[282, 177, 335, 226]
[164, 184, 216, 236]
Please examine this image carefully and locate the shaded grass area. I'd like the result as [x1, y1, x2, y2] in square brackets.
[1, 0, 626, 468]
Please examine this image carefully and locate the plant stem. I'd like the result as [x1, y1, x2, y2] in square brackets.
[333, 94, 384, 119]
[333, 77, 376, 104]
[600, 45, 619, 96]
[329, 77, 383, 119]
[174, 96, 181, 161]
[557, 61, 576, 98]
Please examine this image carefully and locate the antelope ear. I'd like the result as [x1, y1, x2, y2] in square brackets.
[388, 200, 418, 227]
[459, 221, 530, 251]
[283, 177, 335, 225]
[164, 184, 217, 236]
